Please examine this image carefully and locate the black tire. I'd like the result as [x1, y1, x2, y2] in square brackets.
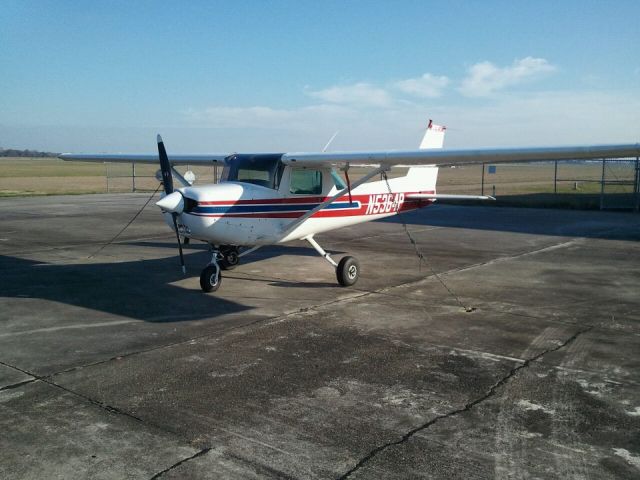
[220, 250, 239, 270]
[183, 237, 190, 245]
[200, 265, 222, 292]
[336, 256, 360, 287]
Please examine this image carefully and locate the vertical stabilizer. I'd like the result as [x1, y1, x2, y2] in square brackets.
[419, 119, 446, 149]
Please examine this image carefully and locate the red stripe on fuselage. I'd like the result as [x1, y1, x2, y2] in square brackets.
[191, 193, 433, 218]
[197, 191, 434, 206]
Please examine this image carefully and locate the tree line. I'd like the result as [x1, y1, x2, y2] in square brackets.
[0, 148, 59, 157]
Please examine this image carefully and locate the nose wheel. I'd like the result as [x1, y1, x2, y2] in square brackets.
[200, 249, 222, 292]
[200, 264, 221, 292]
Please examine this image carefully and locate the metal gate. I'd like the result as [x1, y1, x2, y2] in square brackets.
[599, 158, 640, 211]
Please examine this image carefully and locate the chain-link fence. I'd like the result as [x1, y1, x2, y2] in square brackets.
[435, 158, 640, 211]
[34, 156, 640, 211]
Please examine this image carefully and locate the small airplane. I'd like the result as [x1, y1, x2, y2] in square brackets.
[60, 121, 639, 292]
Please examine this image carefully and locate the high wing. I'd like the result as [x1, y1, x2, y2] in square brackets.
[281, 144, 640, 168]
[58, 153, 230, 164]
[60, 143, 639, 168]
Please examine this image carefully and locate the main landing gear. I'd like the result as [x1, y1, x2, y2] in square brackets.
[199, 245, 241, 292]
[198, 240, 359, 293]
[219, 245, 240, 270]
[306, 235, 360, 287]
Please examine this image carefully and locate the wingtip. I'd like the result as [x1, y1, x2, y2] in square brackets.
[157, 134, 163, 144]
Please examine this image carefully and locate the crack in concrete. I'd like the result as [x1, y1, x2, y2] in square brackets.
[225, 452, 302, 480]
[0, 359, 143, 422]
[336, 325, 594, 480]
[46, 291, 372, 379]
[42, 238, 583, 380]
[7, 235, 579, 380]
[0, 378, 37, 392]
[149, 447, 212, 479]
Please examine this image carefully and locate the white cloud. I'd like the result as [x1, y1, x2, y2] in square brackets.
[7, 88, 638, 153]
[429, 90, 640, 147]
[14, 58, 637, 152]
[395, 73, 450, 98]
[178, 88, 640, 152]
[305, 82, 392, 108]
[460, 57, 556, 97]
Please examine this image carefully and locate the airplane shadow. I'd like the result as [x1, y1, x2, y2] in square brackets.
[0, 254, 249, 323]
[0, 245, 347, 323]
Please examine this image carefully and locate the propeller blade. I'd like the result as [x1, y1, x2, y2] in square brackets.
[157, 134, 173, 195]
[158, 136, 185, 275]
[171, 213, 186, 275]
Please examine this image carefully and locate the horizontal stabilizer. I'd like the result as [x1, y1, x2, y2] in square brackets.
[407, 193, 496, 201]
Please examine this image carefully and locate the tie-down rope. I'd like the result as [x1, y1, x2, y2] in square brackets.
[381, 171, 474, 312]
[88, 183, 163, 259]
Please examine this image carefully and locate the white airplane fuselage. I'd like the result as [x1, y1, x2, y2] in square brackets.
[162, 165, 437, 247]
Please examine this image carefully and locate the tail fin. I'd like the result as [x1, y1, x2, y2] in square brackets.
[419, 119, 446, 149]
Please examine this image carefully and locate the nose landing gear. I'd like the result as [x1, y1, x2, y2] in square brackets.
[200, 245, 242, 292]
[200, 249, 222, 292]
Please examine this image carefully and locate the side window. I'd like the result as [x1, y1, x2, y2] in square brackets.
[290, 169, 323, 195]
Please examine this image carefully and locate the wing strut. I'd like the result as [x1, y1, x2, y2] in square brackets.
[344, 164, 353, 205]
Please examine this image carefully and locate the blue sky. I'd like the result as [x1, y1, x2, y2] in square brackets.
[1, 0, 639, 152]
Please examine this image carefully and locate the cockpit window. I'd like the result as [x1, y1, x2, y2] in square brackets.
[221, 154, 284, 189]
[290, 168, 323, 195]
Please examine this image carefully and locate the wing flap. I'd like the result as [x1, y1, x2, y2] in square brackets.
[407, 193, 496, 201]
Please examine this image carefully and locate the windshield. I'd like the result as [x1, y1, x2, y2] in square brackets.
[221, 154, 284, 189]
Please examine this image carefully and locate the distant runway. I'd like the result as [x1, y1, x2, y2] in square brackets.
[1, 194, 639, 479]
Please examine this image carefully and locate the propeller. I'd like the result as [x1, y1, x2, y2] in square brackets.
[157, 135, 186, 275]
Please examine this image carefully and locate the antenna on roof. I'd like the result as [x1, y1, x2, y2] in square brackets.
[322, 131, 339, 152]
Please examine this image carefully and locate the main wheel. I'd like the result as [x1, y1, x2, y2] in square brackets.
[200, 265, 222, 292]
[336, 256, 360, 287]
[219, 248, 240, 270]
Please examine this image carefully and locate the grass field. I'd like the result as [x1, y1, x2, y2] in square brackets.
[1, 157, 637, 209]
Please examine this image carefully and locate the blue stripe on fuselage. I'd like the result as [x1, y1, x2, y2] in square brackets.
[193, 201, 360, 215]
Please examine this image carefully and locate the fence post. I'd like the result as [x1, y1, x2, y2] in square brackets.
[132, 162, 136, 192]
[635, 156, 639, 212]
[481, 162, 485, 196]
[214, 164, 219, 184]
[554, 160, 558, 194]
[599, 158, 606, 210]
[105, 163, 110, 193]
